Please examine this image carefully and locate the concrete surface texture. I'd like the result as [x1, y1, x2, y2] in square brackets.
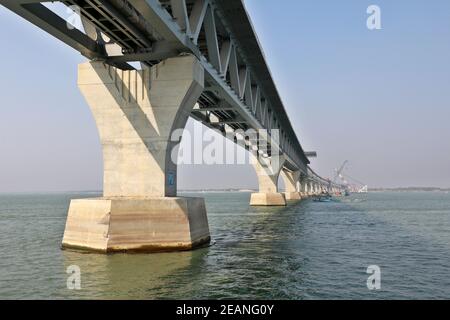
[62, 197, 210, 252]
[250, 155, 287, 206]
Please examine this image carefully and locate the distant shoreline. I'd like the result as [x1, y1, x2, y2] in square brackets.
[369, 188, 450, 192]
[179, 189, 257, 193]
[1, 188, 449, 194]
[179, 188, 450, 193]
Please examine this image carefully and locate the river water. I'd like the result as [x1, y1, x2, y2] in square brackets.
[0, 191, 449, 299]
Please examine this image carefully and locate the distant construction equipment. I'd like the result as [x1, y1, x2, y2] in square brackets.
[333, 161, 368, 193]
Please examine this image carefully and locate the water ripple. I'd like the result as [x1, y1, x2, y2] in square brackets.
[0, 192, 450, 299]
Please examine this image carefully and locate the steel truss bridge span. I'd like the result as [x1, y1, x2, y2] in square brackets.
[1, 0, 344, 190]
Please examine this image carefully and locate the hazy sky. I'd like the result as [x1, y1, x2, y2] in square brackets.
[0, 0, 449, 192]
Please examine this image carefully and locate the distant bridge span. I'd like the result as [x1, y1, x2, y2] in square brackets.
[1, 0, 345, 253]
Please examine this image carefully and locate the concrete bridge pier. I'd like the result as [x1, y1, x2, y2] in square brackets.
[300, 178, 308, 198]
[312, 184, 317, 195]
[62, 55, 211, 253]
[304, 181, 311, 197]
[310, 182, 316, 196]
[250, 155, 287, 206]
[281, 169, 302, 200]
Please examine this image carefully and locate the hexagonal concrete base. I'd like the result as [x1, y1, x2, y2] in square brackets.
[250, 193, 287, 206]
[285, 192, 302, 201]
[61, 197, 210, 253]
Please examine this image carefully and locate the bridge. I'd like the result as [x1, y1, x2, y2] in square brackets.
[1, 0, 345, 253]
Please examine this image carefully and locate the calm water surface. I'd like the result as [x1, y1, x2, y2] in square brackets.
[0, 192, 449, 299]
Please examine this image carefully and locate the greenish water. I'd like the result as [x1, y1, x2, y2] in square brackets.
[0, 192, 449, 299]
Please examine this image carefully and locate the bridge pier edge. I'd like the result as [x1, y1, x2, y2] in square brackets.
[300, 177, 309, 198]
[281, 169, 302, 201]
[62, 55, 211, 253]
[250, 155, 287, 206]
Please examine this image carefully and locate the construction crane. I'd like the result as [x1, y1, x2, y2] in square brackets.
[333, 160, 349, 185]
[333, 161, 368, 193]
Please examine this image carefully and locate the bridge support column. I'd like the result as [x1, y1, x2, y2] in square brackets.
[303, 181, 309, 197]
[62, 56, 210, 253]
[250, 155, 286, 206]
[281, 169, 302, 201]
[300, 178, 308, 198]
[309, 182, 315, 196]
